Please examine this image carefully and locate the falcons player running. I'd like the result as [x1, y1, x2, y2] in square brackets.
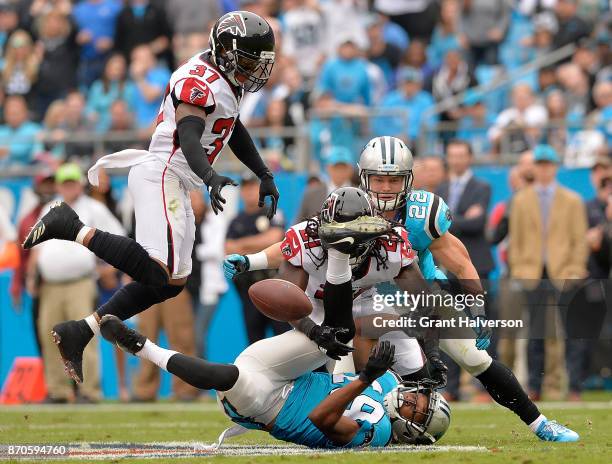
[22, 11, 280, 384]
[224, 137, 579, 442]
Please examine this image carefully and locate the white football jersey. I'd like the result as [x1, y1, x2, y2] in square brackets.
[149, 50, 243, 190]
[280, 218, 416, 322]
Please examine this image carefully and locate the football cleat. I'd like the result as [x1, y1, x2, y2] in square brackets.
[22, 201, 84, 249]
[318, 216, 394, 254]
[51, 319, 93, 383]
[100, 315, 146, 355]
[535, 420, 579, 442]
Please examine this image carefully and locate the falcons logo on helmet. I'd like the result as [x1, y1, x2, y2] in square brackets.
[217, 13, 247, 37]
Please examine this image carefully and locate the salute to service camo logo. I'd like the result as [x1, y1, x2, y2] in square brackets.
[218, 13, 247, 37]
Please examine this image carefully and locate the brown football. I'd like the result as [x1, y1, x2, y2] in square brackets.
[248, 279, 312, 322]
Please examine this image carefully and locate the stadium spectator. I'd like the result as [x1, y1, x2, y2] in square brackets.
[114, 0, 171, 65]
[0, 4, 18, 64]
[33, 9, 78, 119]
[317, 38, 371, 107]
[457, 94, 494, 157]
[0, 95, 42, 167]
[427, 46, 477, 143]
[588, 81, 612, 146]
[372, 66, 437, 147]
[39, 99, 66, 159]
[374, 0, 439, 42]
[193, 191, 228, 358]
[522, 11, 556, 60]
[459, 0, 511, 67]
[556, 63, 590, 121]
[166, 0, 220, 60]
[225, 175, 288, 344]
[281, 0, 326, 85]
[61, 90, 95, 157]
[586, 155, 612, 280]
[537, 66, 558, 95]
[366, 14, 403, 88]
[411, 155, 446, 192]
[9, 171, 55, 354]
[320, 0, 368, 55]
[132, 289, 200, 401]
[427, 0, 463, 69]
[86, 53, 137, 133]
[544, 89, 571, 153]
[296, 146, 354, 221]
[129, 44, 170, 131]
[488, 83, 548, 154]
[275, 64, 309, 128]
[509, 144, 589, 401]
[552, 0, 589, 51]
[72, 0, 122, 87]
[33, 163, 125, 403]
[1, 29, 40, 101]
[401, 39, 434, 80]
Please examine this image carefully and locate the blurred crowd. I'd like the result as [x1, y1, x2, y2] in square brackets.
[0, 0, 609, 171]
[0, 0, 611, 403]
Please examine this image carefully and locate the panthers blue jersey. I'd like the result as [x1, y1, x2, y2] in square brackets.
[401, 190, 452, 281]
[271, 371, 400, 448]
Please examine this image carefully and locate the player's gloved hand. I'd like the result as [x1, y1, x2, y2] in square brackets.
[427, 354, 448, 388]
[308, 325, 355, 361]
[474, 316, 492, 351]
[258, 171, 279, 220]
[223, 254, 249, 280]
[359, 341, 395, 384]
[203, 169, 238, 214]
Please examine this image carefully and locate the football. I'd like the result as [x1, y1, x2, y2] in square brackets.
[248, 279, 312, 322]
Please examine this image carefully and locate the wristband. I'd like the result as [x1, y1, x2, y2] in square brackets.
[245, 251, 268, 271]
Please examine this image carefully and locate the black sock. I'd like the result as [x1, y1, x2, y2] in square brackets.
[166, 353, 239, 391]
[476, 359, 540, 425]
[87, 231, 169, 286]
[96, 282, 183, 321]
[323, 280, 355, 343]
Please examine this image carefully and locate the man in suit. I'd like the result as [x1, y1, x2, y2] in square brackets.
[509, 144, 589, 400]
[436, 139, 494, 400]
[437, 140, 495, 278]
[296, 146, 355, 221]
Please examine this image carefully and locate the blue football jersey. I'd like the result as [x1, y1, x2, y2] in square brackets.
[402, 190, 451, 280]
[270, 371, 400, 448]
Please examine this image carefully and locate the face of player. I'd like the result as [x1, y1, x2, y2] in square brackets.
[368, 175, 406, 202]
[398, 391, 429, 425]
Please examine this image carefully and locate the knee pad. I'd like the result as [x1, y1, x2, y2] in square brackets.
[440, 338, 492, 376]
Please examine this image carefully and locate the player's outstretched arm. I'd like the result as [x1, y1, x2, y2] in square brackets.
[308, 341, 395, 445]
[223, 241, 283, 280]
[228, 118, 280, 219]
[175, 103, 238, 214]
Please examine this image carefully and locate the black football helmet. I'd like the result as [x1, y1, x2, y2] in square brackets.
[209, 10, 275, 93]
[318, 187, 392, 265]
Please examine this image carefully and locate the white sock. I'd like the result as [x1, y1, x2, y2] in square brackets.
[136, 339, 178, 371]
[84, 314, 100, 336]
[529, 414, 547, 432]
[326, 249, 351, 284]
[75, 226, 93, 245]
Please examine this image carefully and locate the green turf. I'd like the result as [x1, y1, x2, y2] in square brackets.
[1, 398, 611, 463]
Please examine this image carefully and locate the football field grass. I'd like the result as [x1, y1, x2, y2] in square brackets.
[1, 396, 611, 463]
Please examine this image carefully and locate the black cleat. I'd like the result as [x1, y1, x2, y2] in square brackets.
[51, 320, 93, 384]
[318, 216, 393, 254]
[23, 201, 84, 249]
[100, 315, 146, 355]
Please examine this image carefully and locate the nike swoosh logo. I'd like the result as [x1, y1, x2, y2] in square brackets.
[328, 237, 354, 245]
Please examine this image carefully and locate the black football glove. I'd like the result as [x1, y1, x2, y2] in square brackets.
[308, 325, 354, 361]
[203, 169, 238, 214]
[258, 171, 279, 220]
[359, 341, 395, 383]
[427, 354, 448, 388]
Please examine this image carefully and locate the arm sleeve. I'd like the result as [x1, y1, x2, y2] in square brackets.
[228, 118, 270, 179]
[176, 115, 214, 183]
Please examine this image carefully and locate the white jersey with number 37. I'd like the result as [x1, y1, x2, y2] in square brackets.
[148, 51, 242, 190]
